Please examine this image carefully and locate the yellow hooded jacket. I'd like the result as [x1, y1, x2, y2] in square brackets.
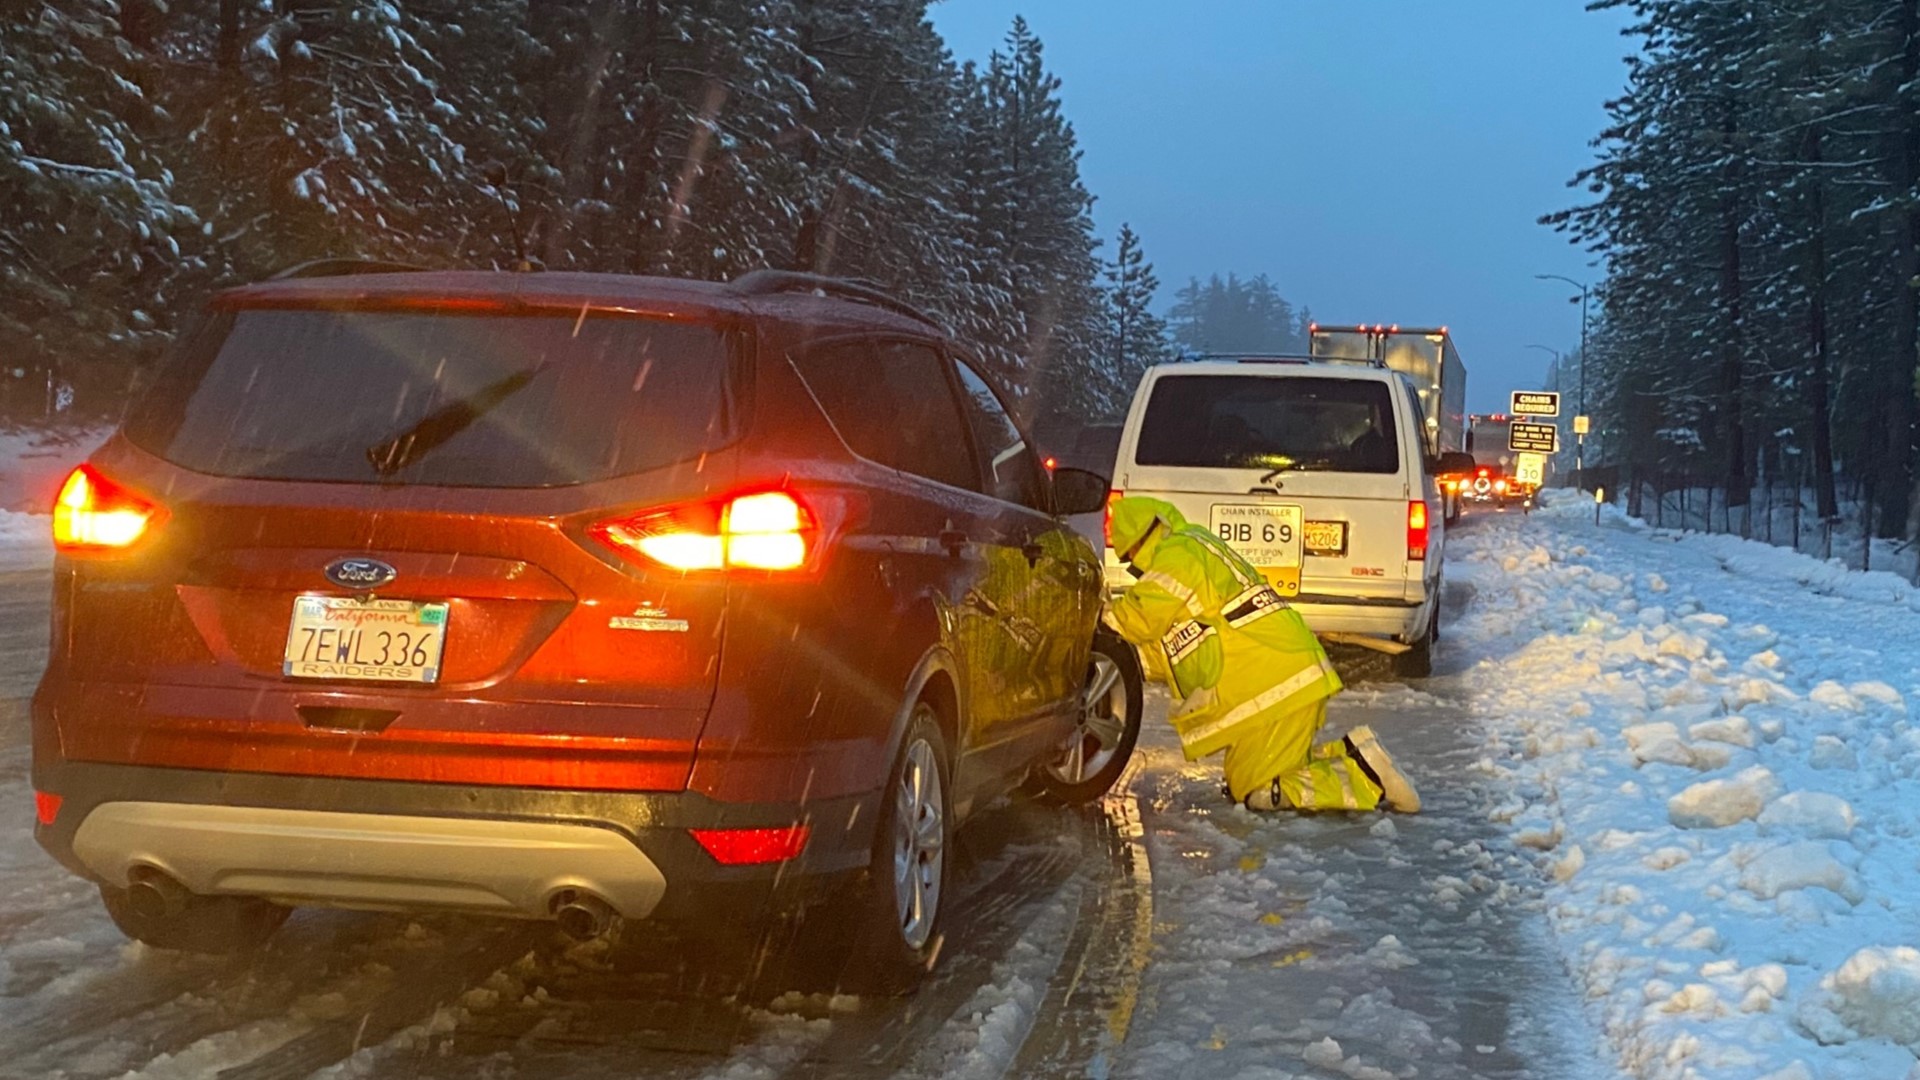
[1105, 496, 1342, 762]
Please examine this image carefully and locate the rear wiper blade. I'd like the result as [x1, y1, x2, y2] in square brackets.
[365, 366, 539, 476]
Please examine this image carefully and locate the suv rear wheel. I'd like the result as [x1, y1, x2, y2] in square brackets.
[1028, 630, 1143, 806]
[845, 702, 950, 993]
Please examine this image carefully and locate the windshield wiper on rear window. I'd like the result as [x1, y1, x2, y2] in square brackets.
[365, 366, 541, 477]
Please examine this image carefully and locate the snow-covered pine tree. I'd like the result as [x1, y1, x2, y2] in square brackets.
[1097, 222, 1171, 414]
[1, 0, 186, 385]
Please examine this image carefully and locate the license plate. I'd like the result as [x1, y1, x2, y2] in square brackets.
[1209, 504, 1304, 596]
[283, 596, 449, 684]
[1304, 520, 1348, 557]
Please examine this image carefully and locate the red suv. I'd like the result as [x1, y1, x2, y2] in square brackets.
[31, 266, 1140, 989]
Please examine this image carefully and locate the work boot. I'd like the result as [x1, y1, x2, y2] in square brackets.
[1344, 726, 1421, 813]
[1244, 780, 1287, 812]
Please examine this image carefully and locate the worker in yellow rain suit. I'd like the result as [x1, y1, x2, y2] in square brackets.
[1105, 497, 1420, 812]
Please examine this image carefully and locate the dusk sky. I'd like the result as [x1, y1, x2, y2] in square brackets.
[929, 1, 1637, 413]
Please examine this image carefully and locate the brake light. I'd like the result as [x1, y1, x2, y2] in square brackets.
[1407, 501, 1430, 561]
[34, 791, 61, 827]
[1105, 490, 1123, 549]
[1477, 467, 1489, 479]
[591, 491, 816, 573]
[689, 825, 811, 866]
[1495, 480, 1509, 493]
[52, 465, 165, 554]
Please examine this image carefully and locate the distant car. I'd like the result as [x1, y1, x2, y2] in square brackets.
[1104, 356, 1474, 677]
[31, 266, 1142, 991]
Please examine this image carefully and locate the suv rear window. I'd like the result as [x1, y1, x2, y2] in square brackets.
[124, 307, 740, 487]
[1134, 375, 1401, 474]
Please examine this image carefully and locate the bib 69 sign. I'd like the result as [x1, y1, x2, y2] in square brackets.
[1210, 503, 1304, 596]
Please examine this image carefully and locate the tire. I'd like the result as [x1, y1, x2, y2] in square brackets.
[1395, 607, 1437, 679]
[100, 883, 289, 954]
[1027, 629, 1144, 806]
[844, 702, 951, 994]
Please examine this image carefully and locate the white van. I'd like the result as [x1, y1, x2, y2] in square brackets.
[1104, 357, 1473, 676]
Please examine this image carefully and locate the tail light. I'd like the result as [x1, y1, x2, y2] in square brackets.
[1104, 490, 1123, 549]
[34, 791, 62, 827]
[52, 465, 166, 555]
[1407, 501, 1430, 561]
[689, 825, 811, 866]
[591, 490, 817, 573]
[1495, 480, 1509, 493]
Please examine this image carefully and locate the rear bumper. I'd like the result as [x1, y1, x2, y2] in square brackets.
[33, 761, 876, 926]
[1289, 595, 1430, 640]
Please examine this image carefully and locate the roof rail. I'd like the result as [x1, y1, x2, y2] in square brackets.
[269, 258, 429, 281]
[1178, 351, 1388, 369]
[731, 270, 945, 332]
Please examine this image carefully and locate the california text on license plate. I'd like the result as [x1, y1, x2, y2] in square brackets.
[283, 596, 450, 684]
[1209, 503, 1304, 595]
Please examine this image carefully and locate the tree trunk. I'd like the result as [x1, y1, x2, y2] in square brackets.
[217, 0, 241, 70]
[1806, 121, 1841, 520]
[1897, 0, 1920, 539]
[1718, 94, 1750, 508]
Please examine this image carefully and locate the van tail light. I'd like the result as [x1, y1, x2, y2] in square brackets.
[1407, 501, 1430, 562]
[52, 465, 166, 555]
[591, 490, 818, 573]
[689, 824, 811, 865]
[1104, 490, 1123, 549]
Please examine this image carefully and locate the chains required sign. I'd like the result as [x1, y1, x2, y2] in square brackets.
[1511, 391, 1560, 417]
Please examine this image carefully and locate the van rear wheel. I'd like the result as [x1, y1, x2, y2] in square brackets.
[1395, 608, 1437, 679]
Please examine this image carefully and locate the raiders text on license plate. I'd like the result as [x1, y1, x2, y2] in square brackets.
[283, 596, 450, 684]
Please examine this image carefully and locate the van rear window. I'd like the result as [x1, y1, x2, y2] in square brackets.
[124, 307, 739, 487]
[1134, 375, 1400, 474]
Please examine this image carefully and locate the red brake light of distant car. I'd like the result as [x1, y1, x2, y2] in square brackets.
[1044, 456, 1058, 471]
[1477, 468, 1489, 479]
[591, 491, 816, 573]
[52, 465, 166, 554]
[33, 791, 61, 827]
[689, 825, 811, 866]
[1495, 480, 1509, 493]
[1407, 501, 1430, 562]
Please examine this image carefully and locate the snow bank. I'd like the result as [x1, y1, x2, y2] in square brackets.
[1450, 497, 1920, 1078]
[0, 509, 51, 572]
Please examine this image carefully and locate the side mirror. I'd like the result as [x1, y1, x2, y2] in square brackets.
[1049, 466, 1110, 516]
[1431, 451, 1477, 478]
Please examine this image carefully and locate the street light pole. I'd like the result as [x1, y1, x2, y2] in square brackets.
[1536, 274, 1590, 485]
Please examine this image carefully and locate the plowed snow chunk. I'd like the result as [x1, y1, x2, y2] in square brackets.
[1738, 841, 1858, 901]
[1690, 715, 1756, 749]
[1809, 735, 1859, 772]
[1644, 846, 1692, 870]
[1821, 947, 1920, 1049]
[1303, 1037, 1344, 1069]
[1626, 722, 1695, 767]
[1850, 681, 1906, 711]
[1809, 681, 1861, 712]
[1669, 766, 1779, 828]
[1759, 792, 1857, 839]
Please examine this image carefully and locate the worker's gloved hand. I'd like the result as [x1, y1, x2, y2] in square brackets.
[1126, 563, 1145, 580]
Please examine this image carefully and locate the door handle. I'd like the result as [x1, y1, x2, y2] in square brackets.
[939, 528, 968, 556]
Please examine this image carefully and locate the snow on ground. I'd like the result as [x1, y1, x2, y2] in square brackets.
[0, 424, 111, 571]
[1120, 679, 1608, 1080]
[1451, 498, 1920, 1079]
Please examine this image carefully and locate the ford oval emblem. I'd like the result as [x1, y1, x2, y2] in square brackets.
[324, 557, 397, 590]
